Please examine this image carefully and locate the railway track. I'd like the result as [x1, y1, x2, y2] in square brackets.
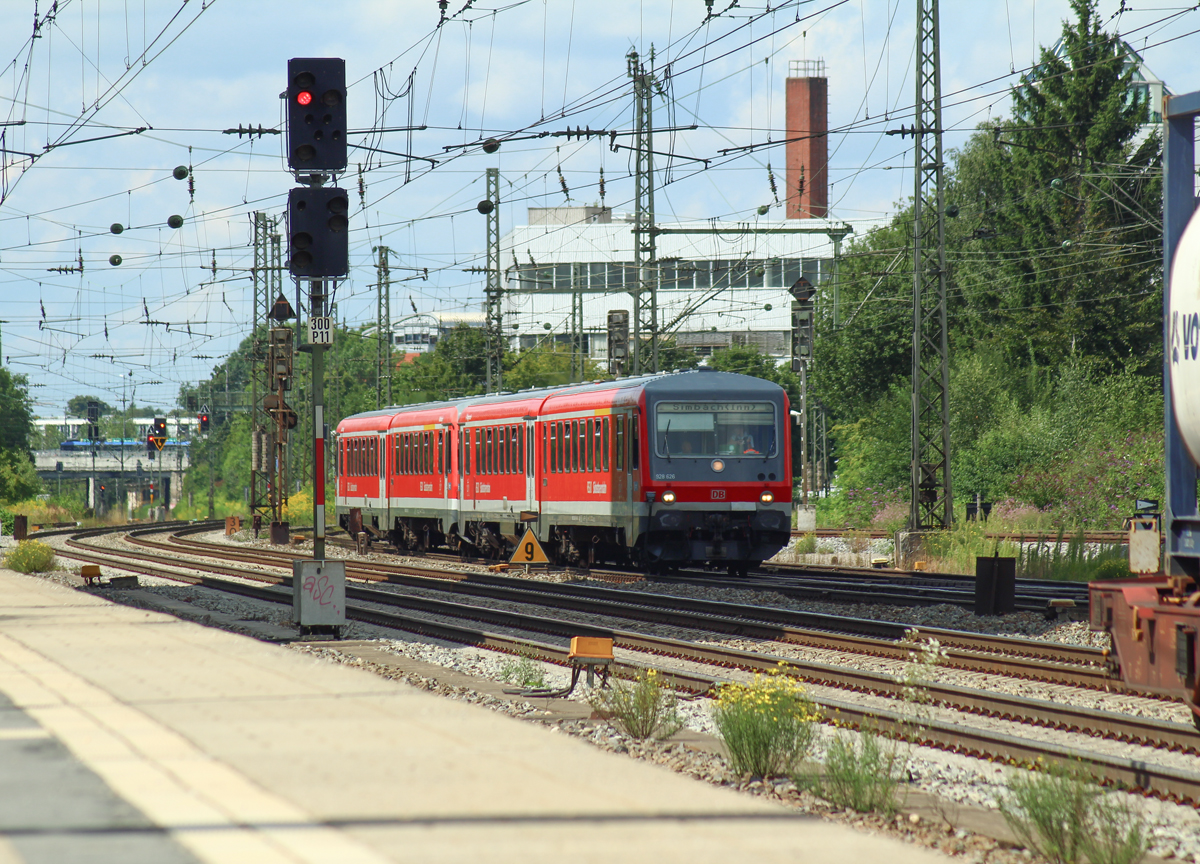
[48, 522, 1200, 804]
[314, 528, 1091, 614]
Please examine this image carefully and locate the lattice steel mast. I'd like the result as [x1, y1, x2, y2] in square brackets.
[375, 246, 391, 408]
[485, 167, 503, 392]
[628, 49, 659, 375]
[909, 0, 953, 530]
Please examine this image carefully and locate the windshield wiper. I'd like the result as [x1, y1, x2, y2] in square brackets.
[663, 419, 672, 463]
[763, 428, 775, 461]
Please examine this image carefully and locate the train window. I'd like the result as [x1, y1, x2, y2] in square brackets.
[585, 419, 594, 472]
[511, 425, 519, 474]
[654, 401, 777, 458]
[499, 427, 508, 475]
[568, 420, 576, 472]
[578, 421, 586, 472]
[601, 417, 609, 471]
[461, 431, 469, 476]
[593, 419, 602, 471]
[631, 417, 640, 470]
[615, 416, 624, 470]
[423, 432, 430, 474]
[483, 428, 492, 475]
[519, 426, 527, 475]
[437, 432, 444, 475]
[526, 426, 533, 477]
[474, 428, 482, 474]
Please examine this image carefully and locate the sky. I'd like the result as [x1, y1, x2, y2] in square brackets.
[0, 0, 1194, 418]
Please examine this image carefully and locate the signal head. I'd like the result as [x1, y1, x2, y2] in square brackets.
[287, 58, 346, 172]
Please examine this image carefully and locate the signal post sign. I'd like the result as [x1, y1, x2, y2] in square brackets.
[510, 528, 550, 566]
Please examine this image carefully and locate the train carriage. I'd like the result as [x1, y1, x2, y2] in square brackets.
[334, 368, 793, 572]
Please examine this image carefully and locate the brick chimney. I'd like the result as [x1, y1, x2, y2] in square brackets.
[785, 59, 828, 219]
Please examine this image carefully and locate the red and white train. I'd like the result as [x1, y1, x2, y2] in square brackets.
[334, 369, 793, 572]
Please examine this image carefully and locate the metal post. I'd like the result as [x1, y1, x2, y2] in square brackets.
[799, 363, 808, 507]
[830, 232, 844, 329]
[628, 50, 659, 375]
[571, 263, 584, 382]
[484, 167, 503, 392]
[311, 280, 327, 561]
[909, 0, 953, 530]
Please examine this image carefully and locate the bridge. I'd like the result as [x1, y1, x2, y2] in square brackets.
[34, 446, 191, 516]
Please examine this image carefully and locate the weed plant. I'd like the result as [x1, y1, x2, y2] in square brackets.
[590, 668, 684, 741]
[999, 763, 1149, 864]
[712, 666, 820, 777]
[499, 652, 547, 689]
[792, 533, 817, 555]
[805, 729, 904, 815]
[4, 540, 56, 573]
[898, 631, 949, 734]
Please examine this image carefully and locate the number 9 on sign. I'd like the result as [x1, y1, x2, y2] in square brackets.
[509, 528, 549, 565]
[308, 316, 333, 345]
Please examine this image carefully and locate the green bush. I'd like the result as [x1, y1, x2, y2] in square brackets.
[713, 667, 820, 777]
[590, 668, 684, 741]
[4, 540, 56, 573]
[0, 508, 13, 536]
[999, 763, 1149, 864]
[805, 729, 904, 815]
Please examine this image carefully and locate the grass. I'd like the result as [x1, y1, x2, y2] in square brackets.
[803, 729, 904, 815]
[4, 540, 57, 573]
[590, 668, 684, 741]
[999, 763, 1149, 864]
[712, 666, 820, 777]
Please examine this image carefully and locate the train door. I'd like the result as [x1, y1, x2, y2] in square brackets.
[613, 413, 628, 504]
[447, 425, 460, 534]
[524, 419, 536, 514]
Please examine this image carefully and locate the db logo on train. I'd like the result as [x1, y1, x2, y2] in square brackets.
[711, 489, 726, 500]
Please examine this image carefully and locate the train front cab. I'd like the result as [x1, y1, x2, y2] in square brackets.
[637, 371, 792, 574]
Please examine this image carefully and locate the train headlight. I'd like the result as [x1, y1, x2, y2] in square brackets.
[759, 491, 774, 504]
[711, 459, 725, 473]
[662, 490, 677, 504]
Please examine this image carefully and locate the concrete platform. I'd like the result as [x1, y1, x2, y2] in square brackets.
[0, 568, 950, 864]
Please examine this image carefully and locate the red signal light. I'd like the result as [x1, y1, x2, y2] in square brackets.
[296, 91, 313, 106]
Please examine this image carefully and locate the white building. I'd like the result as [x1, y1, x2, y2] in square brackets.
[499, 208, 864, 364]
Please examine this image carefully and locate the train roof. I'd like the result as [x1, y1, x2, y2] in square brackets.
[335, 368, 784, 432]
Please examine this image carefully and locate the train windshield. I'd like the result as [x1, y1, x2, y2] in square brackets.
[654, 401, 777, 458]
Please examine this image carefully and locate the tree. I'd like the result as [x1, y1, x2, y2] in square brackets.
[0, 368, 39, 502]
[504, 342, 608, 391]
[66, 395, 112, 418]
[950, 0, 1160, 371]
